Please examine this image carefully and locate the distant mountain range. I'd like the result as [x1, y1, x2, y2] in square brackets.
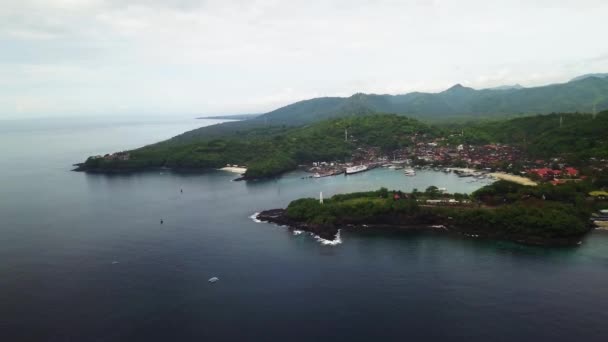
[484, 84, 525, 91]
[197, 114, 260, 120]
[174, 74, 608, 143]
[569, 73, 608, 82]
[254, 75, 608, 125]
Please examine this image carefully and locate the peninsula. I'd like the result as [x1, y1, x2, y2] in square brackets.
[74, 111, 608, 182]
[74, 74, 608, 181]
[257, 180, 608, 246]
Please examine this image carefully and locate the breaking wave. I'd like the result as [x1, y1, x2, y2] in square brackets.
[313, 229, 342, 246]
[249, 212, 262, 223]
[252, 213, 342, 246]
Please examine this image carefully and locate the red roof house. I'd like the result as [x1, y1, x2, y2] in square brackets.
[564, 167, 579, 177]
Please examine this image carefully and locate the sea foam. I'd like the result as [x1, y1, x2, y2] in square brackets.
[252, 213, 342, 246]
[313, 229, 342, 246]
[249, 212, 262, 223]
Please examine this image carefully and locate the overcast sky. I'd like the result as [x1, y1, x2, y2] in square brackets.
[2, 0, 608, 119]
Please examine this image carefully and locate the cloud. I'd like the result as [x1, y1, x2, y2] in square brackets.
[1, 0, 608, 118]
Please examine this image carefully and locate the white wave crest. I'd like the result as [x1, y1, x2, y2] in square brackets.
[249, 212, 262, 223]
[313, 229, 342, 246]
[430, 225, 447, 230]
[253, 214, 341, 245]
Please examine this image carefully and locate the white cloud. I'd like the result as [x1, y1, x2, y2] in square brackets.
[1, 0, 608, 118]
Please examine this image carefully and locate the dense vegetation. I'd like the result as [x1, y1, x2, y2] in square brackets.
[446, 111, 608, 162]
[166, 75, 608, 143]
[81, 109, 608, 178]
[98, 75, 608, 147]
[285, 180, 605, 242]
[81, 114, 434, 178]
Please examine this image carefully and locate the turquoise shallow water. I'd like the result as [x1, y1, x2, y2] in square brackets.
[1, 117, 608, 341]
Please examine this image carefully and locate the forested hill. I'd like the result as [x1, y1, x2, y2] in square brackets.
[78, 111, 608, 178]
[455, 111, 608, 161]
[78, 114, 434, 178]
[257, 76, 608, 124]
[170, 74, 608, 144]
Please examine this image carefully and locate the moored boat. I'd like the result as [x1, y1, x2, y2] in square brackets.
[403, 168, 416, 176]
[346, 165, 368, 174]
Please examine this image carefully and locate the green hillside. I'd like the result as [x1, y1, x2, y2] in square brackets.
[169, 75, 608, 144]
[79, 114, 433, 178]
[78, 111, 608, 178]
[280, 180, 600, 245]
[452, 111, 608, 161]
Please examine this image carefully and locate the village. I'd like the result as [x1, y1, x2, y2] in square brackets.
[305, 137, 590, 187]
[94, 133, 602, 191]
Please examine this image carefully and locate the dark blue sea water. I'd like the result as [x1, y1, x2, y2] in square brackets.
[1, 117, 608, 341]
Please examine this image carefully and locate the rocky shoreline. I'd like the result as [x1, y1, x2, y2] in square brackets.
[256, 209, 588, 247]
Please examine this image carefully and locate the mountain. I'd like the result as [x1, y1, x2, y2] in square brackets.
[569, 73, 608, 82]
[77, 111, 608, 179]
[485, 84, 524, 91]
[252, 76, 608, 125]
[196, 113, 260, 120]
[138, 73, 608, 144]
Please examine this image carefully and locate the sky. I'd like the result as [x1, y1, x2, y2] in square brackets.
[1, 0, 608, 119]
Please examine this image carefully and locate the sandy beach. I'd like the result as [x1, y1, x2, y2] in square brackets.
[594, 221, 608, 230]
[489, 172, 537, 186]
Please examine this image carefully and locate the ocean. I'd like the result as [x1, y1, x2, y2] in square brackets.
[1, 116, 607, 341]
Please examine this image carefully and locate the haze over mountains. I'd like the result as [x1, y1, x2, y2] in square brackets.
[569, 73, 608, 82]
[174, 74, 608, 143]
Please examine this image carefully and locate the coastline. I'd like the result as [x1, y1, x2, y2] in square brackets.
[72, 164, 219, 175]
[256, 209, 587, 247]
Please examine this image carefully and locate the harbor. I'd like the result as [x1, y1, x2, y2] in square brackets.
[302, 160, 500, 186]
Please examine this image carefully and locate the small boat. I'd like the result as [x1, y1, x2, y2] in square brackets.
[346, 165, 368, 174]
[313, 173, 321, 178]
[403, 168, 416, 176]
[208, 277, 219, 283]
[594, 221, 608, 229]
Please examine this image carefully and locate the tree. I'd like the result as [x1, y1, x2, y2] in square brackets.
[425, 186, 441, 199]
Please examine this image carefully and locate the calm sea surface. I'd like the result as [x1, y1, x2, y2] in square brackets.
[1, 117, 608, 341]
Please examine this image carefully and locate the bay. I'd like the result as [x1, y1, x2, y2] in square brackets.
[1, 117, 607, 341]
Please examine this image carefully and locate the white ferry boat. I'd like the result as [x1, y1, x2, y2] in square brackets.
[346, 165, 368, 174]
